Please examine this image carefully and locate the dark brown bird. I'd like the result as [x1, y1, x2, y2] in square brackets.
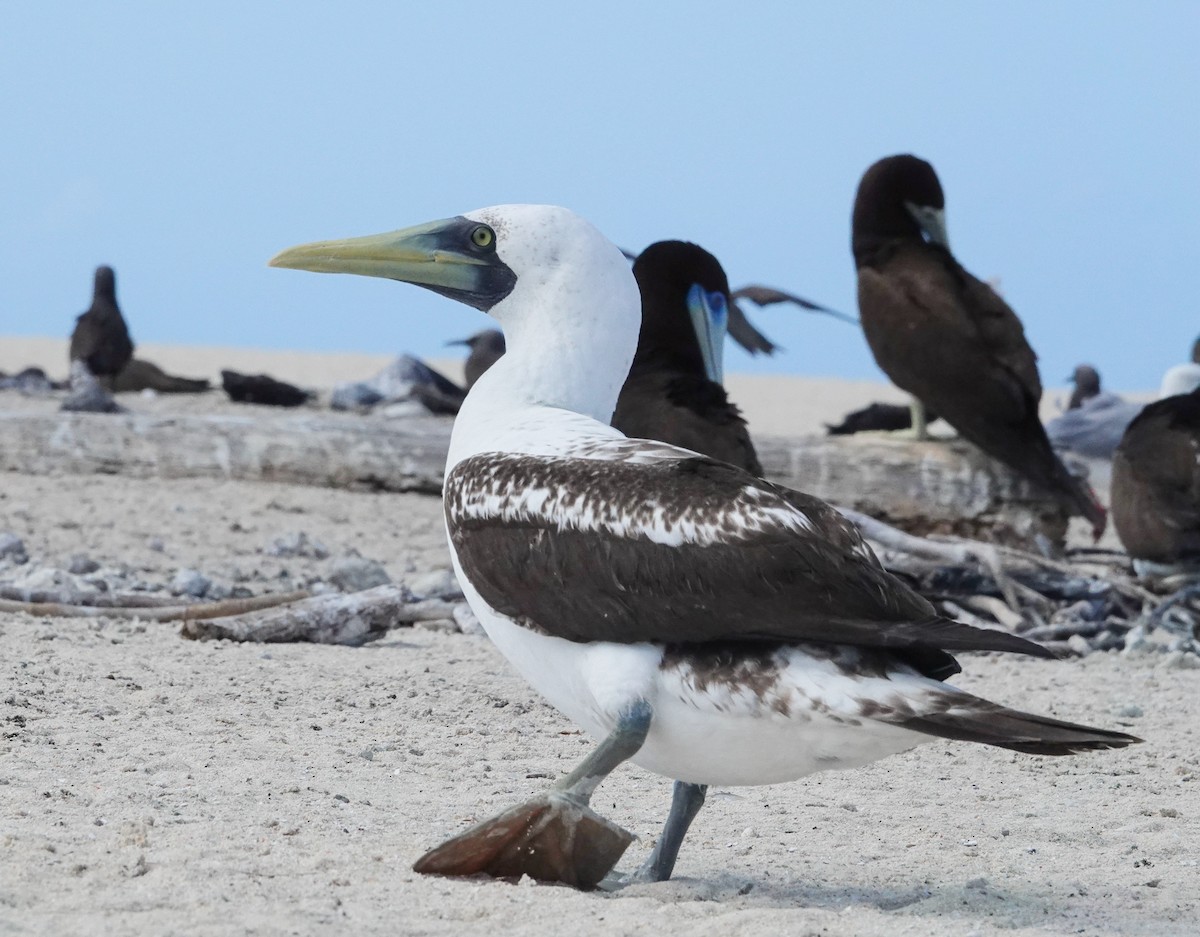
[221, 369, 311, 407]
[1111, 387, 1200, 569]
[852, 154, 1106, 537]
[1067, 364, 1102, 410]
[114, 358, 210, 394]
[611, 240, 762, 474]
[826, 401, 941, 435]
[448, 329, 506, 389]
[69, 266, 134, 387]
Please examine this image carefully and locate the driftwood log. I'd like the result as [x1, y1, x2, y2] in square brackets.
[179, 585, 461, 645]
[838, 508, 1198, 658]
[0, 409, 449, 494]
[0, 589, 310, 621]
[757, 433, 1075, 546]
[0, 410, 1082, 546]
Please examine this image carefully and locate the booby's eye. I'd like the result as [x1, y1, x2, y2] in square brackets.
[470, 225, 495, 249]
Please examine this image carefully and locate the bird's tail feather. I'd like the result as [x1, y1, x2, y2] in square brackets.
[1048, 454, 1108, 541]
[902, 698, 1140, 755]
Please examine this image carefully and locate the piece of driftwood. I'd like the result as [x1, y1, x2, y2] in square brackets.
[0, 585, 183, 607]
[2, 409, 1087, 547]
[179, 584, 461, 645]
[0, 590, 311, 621]
[0, 409, 450, 494]
[760, 433, 1077, 547]
[839, 509, 1198, 656]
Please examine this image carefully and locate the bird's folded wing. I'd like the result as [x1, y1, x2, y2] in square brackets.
[446, 446, 1049, 659]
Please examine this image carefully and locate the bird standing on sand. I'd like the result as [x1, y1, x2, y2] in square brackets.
[852, 155, 1107, 537]
[271, 204, 1136, 891]
[612, 240, 762, 474]
[69, 266, 134, 388]
[1112, 384, 1200, 575]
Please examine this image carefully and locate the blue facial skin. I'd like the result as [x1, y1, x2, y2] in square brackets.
[686, 283, 729, 385]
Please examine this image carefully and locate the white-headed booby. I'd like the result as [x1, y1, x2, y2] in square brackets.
[271, 204, 1138, 891]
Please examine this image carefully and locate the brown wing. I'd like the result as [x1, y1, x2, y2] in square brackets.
[447, 452, 1051, 662]
[858, 244, 1105, 532]
[858, 244, 1041, 424]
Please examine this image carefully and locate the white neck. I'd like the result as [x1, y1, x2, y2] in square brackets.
[447, 209, 641, 467]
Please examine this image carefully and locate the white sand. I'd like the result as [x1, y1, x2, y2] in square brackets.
[1, 340, 1196, 936]
[0, 335, 1125, 437]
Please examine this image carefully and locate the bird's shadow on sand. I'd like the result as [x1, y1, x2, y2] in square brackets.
[605, 873, 1162, 936]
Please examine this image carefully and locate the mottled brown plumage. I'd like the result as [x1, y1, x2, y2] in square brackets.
[1111, 388, 1200, 565]
[852, 155, 1106, 536]
[611, 241, 762, 474]
[69, 266, 134, 385]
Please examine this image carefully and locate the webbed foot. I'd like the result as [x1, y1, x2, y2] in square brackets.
[413, 792, 635, 890]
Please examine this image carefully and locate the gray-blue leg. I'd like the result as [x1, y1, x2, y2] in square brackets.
[555, 700, 653, 804]
[601, 780, 708, 889]
[414, 701, 653, 890]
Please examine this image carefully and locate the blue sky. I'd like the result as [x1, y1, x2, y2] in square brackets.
[2, 2, 1196, 388]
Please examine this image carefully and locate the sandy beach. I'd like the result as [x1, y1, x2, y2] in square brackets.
[1, 339, 1196, 937]
[1, 335, 1122, 438]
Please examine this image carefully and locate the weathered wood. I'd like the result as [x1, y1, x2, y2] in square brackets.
[0, 409, 1085, 545]
[757, 433, 1075, 546]
[0, 590, 312, 621]
[0, 409, 450, 494]
[179, 584, 461, 645]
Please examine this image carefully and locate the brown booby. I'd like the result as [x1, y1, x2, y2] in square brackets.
[114, 358, 210, 394]
[270, 204, 1137, 891]
[826, 401, 941, 435]
[221, 370, 311, 407]
[448, 329, 506, 389]
[611, 240, 762, 474]
[852, 155, 1107, 538]
[69, 265, 134, 388]
[1112, 386, 1200, 574]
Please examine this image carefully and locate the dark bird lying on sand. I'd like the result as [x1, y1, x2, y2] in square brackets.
[221, 370, 311, 407]
[826, 401, 941, 435]
[1112, 385, 1200, 574]
[271, 203, 1138, 892]
[611, 240, 762, 474]
[114, 358, 210, 394]
[852, 154, 1106, 538]
[69, 265, 134, 388]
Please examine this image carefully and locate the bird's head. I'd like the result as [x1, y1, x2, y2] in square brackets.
[270, 204, 633, 333]
[852, 154, 949, 250]
[271, 204, 641, 420]
[632, 240, 731, 384]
